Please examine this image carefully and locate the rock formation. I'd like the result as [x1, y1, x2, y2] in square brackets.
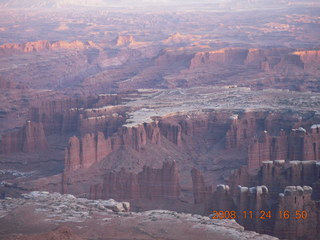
[274, 186, 317, 240]
[292, 50, 320, 72]
[159, 121, 183, 146]
[89, 161, 180, 201]
[191, 168, 207, 204]
[115, 35, 136, 47]
[0, 121, 48, 154]
[0, 191, 278, 240]
[224, 111, 320, 170]
[213, 160, 320, 239]
[30, 98, 92, 134]
[247, 125, 320, 170]
[64, 132, 110, 171]
[5, 227, 84, 240]
[0, 40, 94, 57]
[64, 121, 162, 171]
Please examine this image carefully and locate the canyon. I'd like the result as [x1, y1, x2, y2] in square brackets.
[0, 2, 319, 239]
[1, 87, 320, 239]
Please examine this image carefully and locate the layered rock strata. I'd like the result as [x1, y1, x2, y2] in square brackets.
[0, 121, 48, 154]
[212, 160, 320, 240]
[90, 161, 180, 201]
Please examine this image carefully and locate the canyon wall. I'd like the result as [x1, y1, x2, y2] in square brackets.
[0, 121, 48, 154]
[90, 161, 180, 201]
[189, 48, 306, 72]
[0, 40, 94, 57]
[30, 98, 94, 134]
[29, 95, 122, 135]
[248, 125, 320, 170]
[0, 95, 123, 154]
[225, 112, 320, 170]
[212, 160, 320, 240]
[64, 121, 162, 171]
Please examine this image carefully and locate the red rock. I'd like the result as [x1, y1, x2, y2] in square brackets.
[65, 136, 81, 171]
[159, 121, 182, 146]
[0, 121, 48, 154]
[64, 121, 162, 171]
[189, 48, 249, 68]
[191, 168, 207, 204]
[0, 40, 93, 57]
[214, 160, 320, 239]
[247, 125, 320, 170]
[114, 35, 136, 47]
[274, 186, 317, 240]
[90, 161, 180, 201]
[22, 121, 48, 153]
[293, 50, 320, 72]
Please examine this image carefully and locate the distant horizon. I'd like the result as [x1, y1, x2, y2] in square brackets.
[1, 0, 319, 10]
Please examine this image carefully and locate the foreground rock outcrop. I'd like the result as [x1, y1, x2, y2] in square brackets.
[5, 227, 84, 240]
[0, 191, 278, 240]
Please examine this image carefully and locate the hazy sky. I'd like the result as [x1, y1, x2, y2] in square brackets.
[0, 0, 319, 10]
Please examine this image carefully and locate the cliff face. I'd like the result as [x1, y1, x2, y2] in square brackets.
[0, 121, 48, 154]
[65, 132, 111, 171]
[190, 48, 250, 68]
[0, 40, 93, 57]
[30, 95, 121, 135]
[30, 98, 92, 135]
[189, 48, 305, 72]
[248, 125, 320, 170]
[225, 112, 260, 149]
[275, 186, 317, 240]
[191, 168, 215, 212]
[8, 108, 319, 238]
[224, 111, 320, 170]
[89, 161, 180, 201]
[0, 95, 123, 154]
[292, 50, 320, 72]
[213, 160, 320, 240]
[115, 35, 136, 47]
[64, 122, 162, 171]
[90, 162, 180, 200]
[159, 121, 183, 146]
[61, 111, 320, 204]
[224, 111, 303, 150]
[191, 168, 208, 204]
[64, 114, 221, 173]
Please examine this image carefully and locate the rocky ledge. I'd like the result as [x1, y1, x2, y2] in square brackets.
[0, 191, 130, 222]
[0, 191, 278, 240]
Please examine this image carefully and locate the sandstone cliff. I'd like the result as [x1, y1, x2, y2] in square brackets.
[89, 161, 180, 201]
[189, 48, 305, 72]
[0, 40, 94, 57]
[114, 35, 136, 47]
[274, 186, 317, 240]
[0, 121, 48, 154]
[64, 121, 161, 171]
[247, 125, 320, 170]
[224, 112, 320, 170]
[213, 160, 320, 239]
